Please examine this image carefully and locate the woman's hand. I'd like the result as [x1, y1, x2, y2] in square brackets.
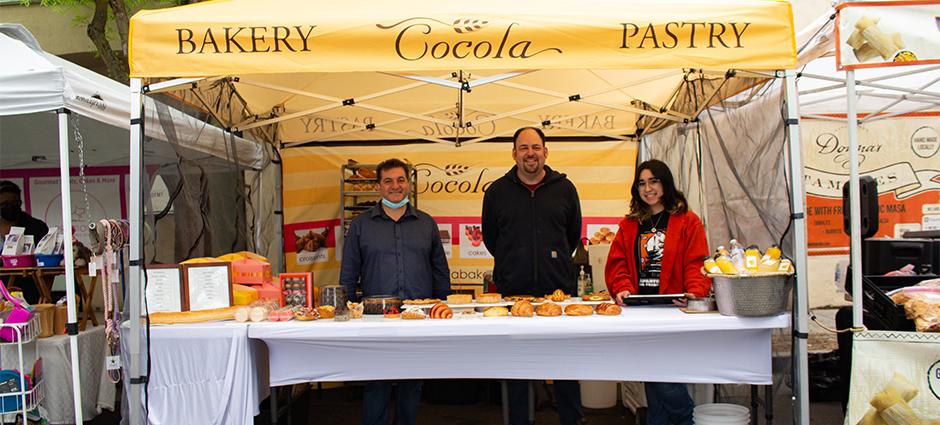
[615, 290, 631, 306]
[672, 292, 698, 307]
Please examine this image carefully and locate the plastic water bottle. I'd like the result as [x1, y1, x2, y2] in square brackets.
[729, 239, 746, 272]
[577, 266, 588, 296]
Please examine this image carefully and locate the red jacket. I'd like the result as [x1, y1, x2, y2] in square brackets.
[604, 211, 712, 298]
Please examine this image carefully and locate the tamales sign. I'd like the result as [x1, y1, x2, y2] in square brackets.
[837, 1, 940, 70]
[128, 0, 796, 77]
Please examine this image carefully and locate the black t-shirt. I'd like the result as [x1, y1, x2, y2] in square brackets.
[635, 211, 669, 295]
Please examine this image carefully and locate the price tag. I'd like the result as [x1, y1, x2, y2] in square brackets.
[88, 256, 98, 277]
[106, 356, 121, 370]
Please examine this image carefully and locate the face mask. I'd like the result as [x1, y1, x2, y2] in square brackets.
[381, 197, 409, 209]
[0, 204, 20, 222]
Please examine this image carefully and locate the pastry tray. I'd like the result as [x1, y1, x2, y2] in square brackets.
[404, 299, 612, 309]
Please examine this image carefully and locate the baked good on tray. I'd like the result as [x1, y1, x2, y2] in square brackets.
[429, 302, 453, 319]
[545, 289, 569, 302]
[476, 293, 503, 304]
[446, 294, 472, 305]
[594, 302, 623, 316]
[535, 301, 562, 317]
[483, 306, 509, 317]
[582, 291, 612, 301]
[510, 300, 534, 317]
[402, 306, 427, 320]
[564, 304, 594, 316]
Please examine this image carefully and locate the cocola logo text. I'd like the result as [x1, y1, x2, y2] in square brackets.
[413, 163, 495, 194]
[376, 18, 562, 61]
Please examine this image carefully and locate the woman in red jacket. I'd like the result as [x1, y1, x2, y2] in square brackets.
[605, 159, 711, 425]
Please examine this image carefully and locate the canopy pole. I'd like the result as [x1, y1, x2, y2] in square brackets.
[57, 109, 84, 423]
[783, 70, 809, 425]
[846, 70, 864, 329]
[128, 77, 145, 425]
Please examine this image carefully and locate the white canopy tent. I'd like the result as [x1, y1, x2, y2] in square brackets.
[0, 23, 269, 423]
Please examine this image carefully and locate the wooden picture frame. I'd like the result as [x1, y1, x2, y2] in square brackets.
[279, 272, 314, 308]
[181, 262, 233, 311]
[144, 264, 185, 313]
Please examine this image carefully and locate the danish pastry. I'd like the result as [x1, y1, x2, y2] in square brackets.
[564, 304, 594, 316]
[293, 307, 320, 321]
[429, 302, 453, 319]
[582, 291, 612, 302]
[510, 300, 534, 317]
[505, 295, 535, 302]
[483, 306, 509, 317]
[595, 302, 623, 316]
[535, 301, 562, 317]
[545, 289, 569, 302]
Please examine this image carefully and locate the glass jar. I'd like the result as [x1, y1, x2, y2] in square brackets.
[320, 285, 350, 321]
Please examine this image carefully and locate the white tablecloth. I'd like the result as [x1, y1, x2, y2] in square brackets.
[1, 326, 115, 424]
[124, 322, 269, 425]
[247, 307, 789, 386]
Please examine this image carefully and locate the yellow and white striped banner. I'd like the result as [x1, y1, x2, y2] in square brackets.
[282, 141, 636, 289]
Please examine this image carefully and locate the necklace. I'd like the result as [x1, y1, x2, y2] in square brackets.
[649, 212, 665, 233]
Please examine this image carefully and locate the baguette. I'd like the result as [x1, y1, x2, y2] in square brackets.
[149, 306, 238, 325]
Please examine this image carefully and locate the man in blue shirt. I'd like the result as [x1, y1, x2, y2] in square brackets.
[340, 158, 450, 425]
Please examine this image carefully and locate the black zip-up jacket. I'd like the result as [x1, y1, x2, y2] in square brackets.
[481, 165, 582, 296]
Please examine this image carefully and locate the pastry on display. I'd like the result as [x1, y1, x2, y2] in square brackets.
[564, 304, 594, 316]
[582, 291, 612, 301]
[234, 307, 251, 323]
[293, 306, 320, 321]
[483, 306, 509, 317]
[535, 301, 562, 317]
[510, 300, 534, 317]
[347, 301, 364, 319]
[476, 293, 503, 304]
[402, 306, 427, 320]
[594, 302, 623, 316]
[429, 302, 453, 319]
[149, 306, 240, 325]
[383, 306, 401, 319]
[446, 294, 472, 305]
[403, 298, 441, 305]
[545, 289, 569, 302]
[505, 295, 535, 302]
[318, 305, 336, 319]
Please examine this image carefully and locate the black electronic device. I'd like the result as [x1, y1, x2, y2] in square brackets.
[623, 293, 684, 306]
[842, 176, 879, 238]
[862, 238, 935, 275]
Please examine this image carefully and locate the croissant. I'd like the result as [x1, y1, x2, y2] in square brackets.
[510, 300, 534, 317]
[595, 302, 623, 316]
[429, 302, 453, 319]
[564, 304, 594, 316]
[535, 301, 562, 317]
[545, 289, 568, 302]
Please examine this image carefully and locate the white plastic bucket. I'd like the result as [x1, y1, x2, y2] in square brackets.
[693, 403, 749, 425]
[580, 381, 618, 409]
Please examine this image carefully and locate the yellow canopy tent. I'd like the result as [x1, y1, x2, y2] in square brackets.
[124, 1, 810, 424]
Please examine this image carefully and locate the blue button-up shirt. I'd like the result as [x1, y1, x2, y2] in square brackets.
[340, 204, 451, 300]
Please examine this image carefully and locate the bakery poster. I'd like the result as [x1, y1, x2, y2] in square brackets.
[802, 117, 940, 254]
[837, 1, 940, 70]
[281, 140, 635, 288]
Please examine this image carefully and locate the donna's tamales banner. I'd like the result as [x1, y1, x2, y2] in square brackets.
[837, 1, 940, 70]
[281, 141, 636, 289]
[802, 116, 940, 254]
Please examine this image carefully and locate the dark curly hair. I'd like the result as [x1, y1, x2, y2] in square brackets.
[375, 158, 411, 181]
[628, 159, 688, 221]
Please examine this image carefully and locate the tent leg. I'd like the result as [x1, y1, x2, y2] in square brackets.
[846, 70, 864, 329]
[276, 161, 285, 273]
[783, 70, 809, 425]
[128, 77, 145, 425]
[58, 109, 85, 423]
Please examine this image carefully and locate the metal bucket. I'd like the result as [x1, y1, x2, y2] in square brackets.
[711, 273, 792, 317]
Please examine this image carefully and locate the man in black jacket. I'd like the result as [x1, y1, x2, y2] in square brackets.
[481, 126, 583, 425]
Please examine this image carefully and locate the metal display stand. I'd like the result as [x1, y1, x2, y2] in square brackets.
[0, 316, 45, 424]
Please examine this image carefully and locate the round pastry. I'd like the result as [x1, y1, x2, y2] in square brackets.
[476, 293, 503, 304]
[564, 304, 594, 316]
[505, 295, 535, 302]
[595, 302, 623, 316]
[582, 291, 612, 302]
[318, 305, 336, 319]
[510, 300, 534, 317]
[403, 298, 441, 305]
[293, 307, 320, 321]
[402, 306, 427, 320]
[545, 289, 569, 302]
[446, 294, 472, 305]
[429, 302, 453, 319]
[535, 301, 562, 317]
[383, 306, 401, 319]
[483, 306, 509, 317]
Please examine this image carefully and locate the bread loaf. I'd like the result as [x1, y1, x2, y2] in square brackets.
[149, 307, 239, 325]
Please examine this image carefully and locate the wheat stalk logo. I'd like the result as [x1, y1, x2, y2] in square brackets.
[453, 19, 489, 33]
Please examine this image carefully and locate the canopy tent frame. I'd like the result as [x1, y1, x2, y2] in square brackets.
[124, 1, 809, 423]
